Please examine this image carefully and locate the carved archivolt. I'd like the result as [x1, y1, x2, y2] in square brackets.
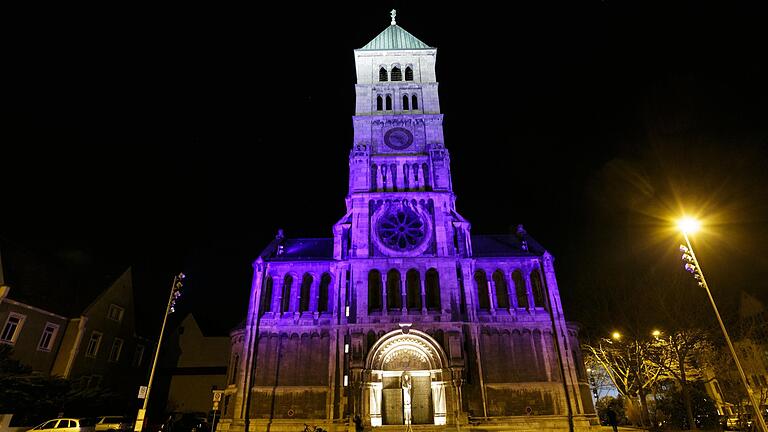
[366, 328, 447, 371]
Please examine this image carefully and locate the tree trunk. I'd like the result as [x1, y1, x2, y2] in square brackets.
[639, 389, 651, 428]
[680, 355, 695, 430]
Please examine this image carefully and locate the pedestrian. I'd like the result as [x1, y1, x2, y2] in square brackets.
[606, 407, 618, 432]
[353, 414, 364, 432]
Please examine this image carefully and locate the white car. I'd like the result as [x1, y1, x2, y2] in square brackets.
[94, 416, 133, 432]
[28, 418, 96, 432]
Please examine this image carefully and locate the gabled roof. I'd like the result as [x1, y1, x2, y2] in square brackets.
[359, 24, 431, 51]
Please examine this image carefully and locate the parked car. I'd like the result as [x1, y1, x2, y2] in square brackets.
[28, 418, 96, 432]
[95, 416, 133, 432]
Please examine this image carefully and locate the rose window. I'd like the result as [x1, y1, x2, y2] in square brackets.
[377, 208, 426, 251]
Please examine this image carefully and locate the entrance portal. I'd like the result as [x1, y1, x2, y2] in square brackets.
[364, 327, 448, 427]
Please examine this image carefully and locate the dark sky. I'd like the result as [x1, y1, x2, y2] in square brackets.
[2, 2, 767, 337]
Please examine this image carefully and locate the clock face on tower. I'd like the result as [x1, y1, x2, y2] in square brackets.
[383, 127, 414, 150]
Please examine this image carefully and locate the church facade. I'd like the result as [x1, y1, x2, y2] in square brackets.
[218, 13, 595, 432]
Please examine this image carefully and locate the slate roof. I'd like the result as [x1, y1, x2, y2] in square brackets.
[358, 24, 431, 51]
[264, 238, 334, 261]
[470, 234, 547, 257]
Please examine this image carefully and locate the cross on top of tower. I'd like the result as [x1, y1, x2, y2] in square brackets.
[390, 9, 397, 25]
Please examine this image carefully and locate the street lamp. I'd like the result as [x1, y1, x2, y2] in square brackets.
[134, 272, 185, 432]
[677, 217, 767, 432]
[611, 331, 622, 341]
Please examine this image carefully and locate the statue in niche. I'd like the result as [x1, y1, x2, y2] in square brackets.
[401, 372, 413, 425]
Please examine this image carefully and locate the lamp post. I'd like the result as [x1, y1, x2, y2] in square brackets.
[677, 218, 767, 432]
[134, 272, 185, 432]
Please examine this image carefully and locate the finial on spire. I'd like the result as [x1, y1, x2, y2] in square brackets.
[390, 9, 397, 25]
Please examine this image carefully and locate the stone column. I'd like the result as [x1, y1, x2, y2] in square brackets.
[382, 273, 388, 316]
[420, 271, 427, 315]
[309, 275, 319, 313]
[487, 279, 496, 316]
[369, 381, 383, 427]
[272, 277, 284, 316]
[401, 272, 407, 315]
[431, 380, 447, 426]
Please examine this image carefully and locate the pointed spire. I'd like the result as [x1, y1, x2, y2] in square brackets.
[390, 9, 397, 25]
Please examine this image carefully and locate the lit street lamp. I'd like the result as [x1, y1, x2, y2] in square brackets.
[677, 218, 767, 432]
[134, 272, 185, 432]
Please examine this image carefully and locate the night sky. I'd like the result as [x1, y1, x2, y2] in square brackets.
[3, 2, 767, 338]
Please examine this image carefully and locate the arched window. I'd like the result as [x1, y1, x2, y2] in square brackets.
[281, 275, 293, 313]
[259, 276, 273, 314]
[386, 269, 402, 310]
[402, 165, 410, 190]
[376, 95, 383, 111]
[385, 95, 392, 110]
[531, 270, 546, 308]
[368, 270, 382, 312]
[391, 66, 402, 81]
[422, 163, 430, 190]
[299, 273, 312, 312]
[406, 269, 421, 310]
[493, 270, 510, 309]
[474, 270, 490, 310]
[512, 270, 528, 309]
[426, 268, 441, 311]
[379, 67, 388, 82]
[318, 273, 331, 313]
[411, 95, 418, 110]
[371, 164, 378, 192]
[405, 66, 413, 81]
[402, 95, 410, 110]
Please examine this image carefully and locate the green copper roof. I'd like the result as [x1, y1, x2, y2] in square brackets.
[359, 24, 432, 51]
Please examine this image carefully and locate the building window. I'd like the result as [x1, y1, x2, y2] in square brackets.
[391, 66, 402, 81]
[108, 338, 124, 362]
[299, 273, 312, 312]
[368, 270, 383, 313]
[531, 270, 546, 308]
[132, 344, 145, 367]
[405, 66, 413, 81]
[38, 322, 59, 351]
[376, 95, 383, 111]
[386, 269, 402, 310]
[318, 273, 331, 313]
[406, 269, 421, 310]
[85, 331, 103, 358]
[260, 276, 273, 314]
[379, 67, 388, 81]
[474, 271, 490, 311]
[108, 304, 124, 322]
[512, 270, 528, 309]
[402, 95, 410, 110]
[1, 313, 25, 344]
[412, 95, 418, 110]
[426, 268, 441, 311]
[493, 270, 510, 309]
[385, 94, 392, 110]
[281, 275, 294, 313]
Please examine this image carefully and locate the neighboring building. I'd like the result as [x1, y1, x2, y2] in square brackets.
[0, 285, 68, 373]
[0, 244, 152, 405]
[218, 12, 594, 432]
[154, 313, 229, 415]
[50, 267, 150, 394]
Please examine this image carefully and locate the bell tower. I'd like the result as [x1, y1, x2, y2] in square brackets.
[341, 10, 469, 260]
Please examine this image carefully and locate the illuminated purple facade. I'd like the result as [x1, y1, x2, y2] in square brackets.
[219, 14, 595, 432]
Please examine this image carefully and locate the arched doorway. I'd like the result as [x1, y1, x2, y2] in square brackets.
[364, 326, 449, 427]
